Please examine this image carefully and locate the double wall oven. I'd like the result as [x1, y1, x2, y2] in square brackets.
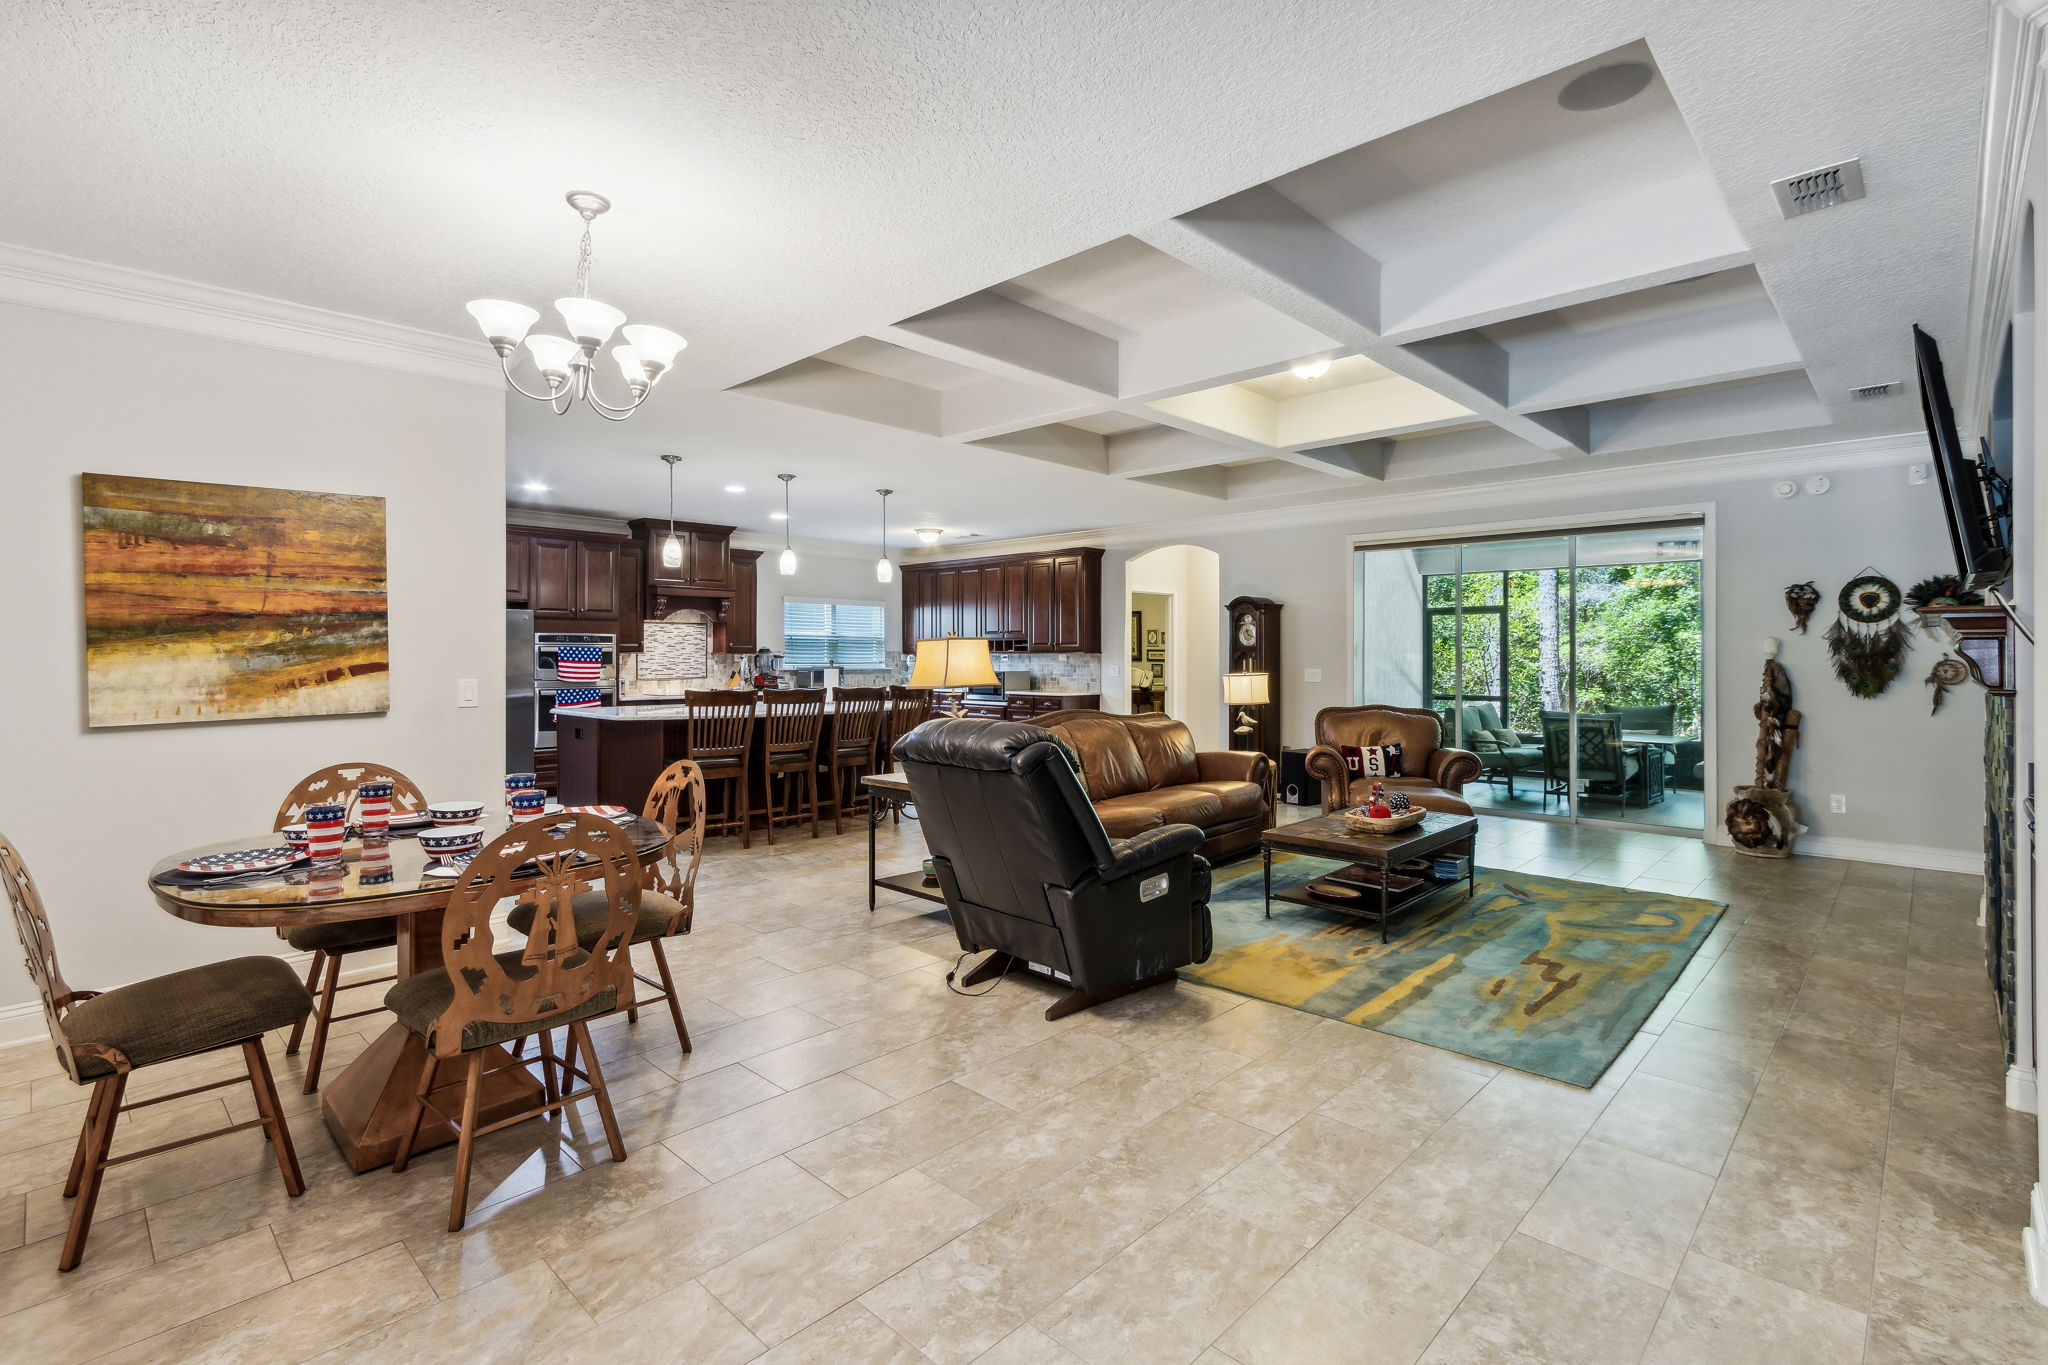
[532, 630, 617, 751]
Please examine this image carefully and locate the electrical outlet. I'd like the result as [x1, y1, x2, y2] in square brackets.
[1304, 668, 1323, 684]
[457, 678, 479, 708]
[1828, 794, 1847, 814]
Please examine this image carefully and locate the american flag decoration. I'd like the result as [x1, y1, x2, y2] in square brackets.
[555, 687, 605, 709]
[556, 645, 605, 682]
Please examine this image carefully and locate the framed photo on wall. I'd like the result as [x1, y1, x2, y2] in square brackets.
[1146, 647, 1165, 662]
[1130, 610, 1142, 661]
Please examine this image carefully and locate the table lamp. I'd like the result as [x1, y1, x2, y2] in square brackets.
[1224, 669, 1270, 735]
[909, 635, 998, 717]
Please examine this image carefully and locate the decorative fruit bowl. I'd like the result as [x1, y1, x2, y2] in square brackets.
[1342, 805, 1429, 835]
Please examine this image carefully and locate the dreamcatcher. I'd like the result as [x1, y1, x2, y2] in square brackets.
[1904, 573, 1984, 632]
[1925, 655, 1971, 714]
[1825, 571, 1913, 699]
[1783, 582, 1820, 634]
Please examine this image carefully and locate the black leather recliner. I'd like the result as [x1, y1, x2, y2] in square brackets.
[893, 717, 1213, 1020]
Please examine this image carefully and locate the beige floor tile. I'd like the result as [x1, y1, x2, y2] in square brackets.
[550, 1155, 842, 1321]
[575, 1059, 785, 1154]
[1196, 1028, 1397, 1135]
[1358, 1119, 1562, 1268]
[1689, 1151, 1879, 1312]
[752, 1301, 930, 1363]
[1585, 1071, 1749, 1176]
[788, 1082, 1012, 1196]
[702, 1169, 984, 1345]
[0, 1194, 23, 1255]
[1319, 1048, 1488, 1130]
[1038, 1198, 1305, 1365]
[663, 1072, 893, 1181]
[1519, 1138, 1714, 1289]
[640, 1006, 840, 1081]
[307, 1257, 596, 1363]
[975, 1323, 1088, 1364]
[1216, 1209, 1480, 1365]
[1177, 997, 1320, 1059]
[1634, 1021, 1776, 1098]
[1875, 1164, 2038, 1308]
[0, 1208, 155, 1316]
[1727, 1089, 1888, 1190]
[559, 1279, 767, 1365]
[1862, 1269, 2048, 1364]
[1417, 1232, 1665, 1365]
[1060, 983, 1240, 1048]
[743, 1012, 955, 1090]
[954, 1030, 1136, 1111]
[1639, 1251, 1867, 1365]
[0, 1226, 288, 1362]
[1202, 1110, 1416, 1245]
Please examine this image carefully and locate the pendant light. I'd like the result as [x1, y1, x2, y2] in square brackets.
[658, 454, 683, 569]
[777, 473, 798, 576]
[874, 488, 895, 584]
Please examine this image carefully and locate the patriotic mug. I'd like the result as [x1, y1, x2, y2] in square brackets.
[281, 824, 309, 858]
[509, 789, 546, 821]
[303, 803, 347, 865]
[356, 780, 394, 834]
[505, 772, 537, 799]
[308, 863, 347, 901]
[358, 842, 394, 887]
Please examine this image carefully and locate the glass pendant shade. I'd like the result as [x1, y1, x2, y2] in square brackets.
[661, 532, 683, 568]
[779, 546, 798, 576]
[522, 333, 581, 379]
[466, 299, 540, 344]
[610, 345, 646, 384]
[555, 297, 627, 346]
[876, 555, 894, 584]
[621, 324, 687, 372]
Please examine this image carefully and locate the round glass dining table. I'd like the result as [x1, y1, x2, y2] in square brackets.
[148, 816, 668, 1172]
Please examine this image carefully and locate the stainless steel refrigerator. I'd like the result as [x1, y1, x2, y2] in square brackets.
[506, 609, 534, 772]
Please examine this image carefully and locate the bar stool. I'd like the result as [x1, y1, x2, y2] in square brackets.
[759, 688, 827, 841]
[822, 687, 889, 834]
[3, 832, 310, 1270]
[881, 686, 936, 822]
[273, 763, 426, 1093]
[684, 690, 756, 849]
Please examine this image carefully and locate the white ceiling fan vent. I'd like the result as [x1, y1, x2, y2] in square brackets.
[1772, 159, 1865, 218]
[1849, 380, 1898, 399]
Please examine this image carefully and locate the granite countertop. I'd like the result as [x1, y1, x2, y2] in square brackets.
[555, 703, 845, 720]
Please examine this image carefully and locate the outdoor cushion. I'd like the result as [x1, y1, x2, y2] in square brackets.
[384, 949, 618, 1051]
[62, 957, 312, 1080]
[504, 890, 688, 946]
[284, 916, 398, 955]
[1488, 729, 1521, 749]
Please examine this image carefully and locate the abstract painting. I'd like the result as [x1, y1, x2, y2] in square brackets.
[81, 474, 389, 727]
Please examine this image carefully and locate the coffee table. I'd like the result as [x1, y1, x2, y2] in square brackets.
[1260, 809, 1479, 942]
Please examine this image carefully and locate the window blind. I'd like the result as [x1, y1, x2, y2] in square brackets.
[782, 599, 886, 668]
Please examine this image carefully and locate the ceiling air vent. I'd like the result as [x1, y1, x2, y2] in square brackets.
[1772, 159, 1865, 218]
[1849, 381, 1898, 400]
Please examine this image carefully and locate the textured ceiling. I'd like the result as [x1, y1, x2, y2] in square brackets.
[0, 1, 1988, 547]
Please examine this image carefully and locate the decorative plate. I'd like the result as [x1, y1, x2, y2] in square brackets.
[177, 847, 299, 875]
[1305, 880, 1362, 902]
[384, 809, 432, 827]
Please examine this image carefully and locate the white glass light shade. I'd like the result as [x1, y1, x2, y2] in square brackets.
[621, 324, 687, 373]
[908, 636, 997, 690]
[555, 297, 627, 346]
[466, 299, 539, 344]
[1290, 358, 1332, 381]
[660, 532, 683, 569]
[779, 546, 798, 576]
[876, 555, 894, 584]
[1223, 671, 1271, 706]
[610, 345, 646, 384]
[914, 528, 943, 545]
[522, 333, 580, 380]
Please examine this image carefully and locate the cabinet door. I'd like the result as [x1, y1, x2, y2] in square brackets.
[576, 540, 621, 618]
[727, 551, 760, 653]
[999, 561, 1027, 637]
[686, 529, 732, 587]
[615, 544, 644, 649]
[506, 532, 531, 604]
[955, 567, 983, 639]
[901, 571, 925, 652]
[1025, 559, 1056, 651]
[530, 537, 578, 616]
[1052, 555, 1087, 651]
[977, 567, 1004, 638]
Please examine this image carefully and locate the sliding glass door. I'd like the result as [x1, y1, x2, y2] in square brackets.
[1356, 521, 1704, 832]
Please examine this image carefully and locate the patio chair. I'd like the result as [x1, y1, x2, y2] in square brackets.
[1458, 703, 1545, 800]
[1540, 713, 1644, 814]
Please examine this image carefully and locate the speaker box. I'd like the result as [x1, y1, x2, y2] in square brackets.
[1278, 747, 1316, 806]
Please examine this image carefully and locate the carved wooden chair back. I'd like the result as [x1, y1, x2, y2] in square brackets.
[683, 691, 755, 763]
[429, 814, 640, 1059]
[830, 688, 890, 758]
[0, 832, 99, 1084]
[642, 760, 706, 932]
[883, 686, 935, 767]
[273, 763, 429, 831]
[761, 689, 826, 764]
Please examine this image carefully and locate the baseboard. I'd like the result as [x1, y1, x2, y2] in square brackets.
[2011, 1066, 2041, 1115]
[2026, 1184, 2048, 1309]
[1795, 834, 1982, 875]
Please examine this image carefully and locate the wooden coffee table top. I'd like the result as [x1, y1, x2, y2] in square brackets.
[1262, 810, 1477, 865]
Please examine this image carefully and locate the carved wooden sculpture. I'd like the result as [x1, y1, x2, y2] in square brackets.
[1725, 659, 1803, 858]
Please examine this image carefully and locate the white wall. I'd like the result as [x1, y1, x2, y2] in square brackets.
[0, 299, 505, 1035]
[1123, 545, 1224, 750]
[734, 535, 900, 655]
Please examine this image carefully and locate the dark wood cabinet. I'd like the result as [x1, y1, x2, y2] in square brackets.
[529, 536, 578, 615]
[616, 544, 645, 650]
[506, 533, 531, 605]
[629, 519, 732, 591]
[510, 525, 633, 623]
[727, 549, 762, 654]
[997, 561, 1027, 640]
[1050, 553, 1092, 652]
[576, 540, 620, 619]
[901, 548, 1101, 654]
[1024, 559, 1056, 651]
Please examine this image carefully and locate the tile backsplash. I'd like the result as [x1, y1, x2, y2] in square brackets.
[620, 649, 1103, 697]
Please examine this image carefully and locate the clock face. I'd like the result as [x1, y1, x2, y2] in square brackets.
[1236, 614, 1258, 647]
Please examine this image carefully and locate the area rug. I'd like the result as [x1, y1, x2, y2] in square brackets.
[1183, 854, 1724, 1087]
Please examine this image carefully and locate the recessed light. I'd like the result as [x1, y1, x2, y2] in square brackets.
[914, 527, 944, 545]
[770, 511, 789, 521]
[724, 483, 746, 493]
[521, 480, 549, 493]
[1290, 358, 1332, 381]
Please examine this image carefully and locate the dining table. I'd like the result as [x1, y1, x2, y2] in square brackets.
[147, 814, 669, 1173]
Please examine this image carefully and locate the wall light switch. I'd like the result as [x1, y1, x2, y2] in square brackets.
[457, 678, 479, 708]
[1304, 668, 1323, 684]
[1105, 663, 1120, 681]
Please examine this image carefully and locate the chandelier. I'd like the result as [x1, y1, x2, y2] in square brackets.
[465, 191, 686, 422]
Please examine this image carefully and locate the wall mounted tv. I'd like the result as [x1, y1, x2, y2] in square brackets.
[1913, 324, 2012, 590]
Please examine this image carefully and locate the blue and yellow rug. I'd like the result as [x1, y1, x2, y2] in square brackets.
[1185, 854, 1724, 1087]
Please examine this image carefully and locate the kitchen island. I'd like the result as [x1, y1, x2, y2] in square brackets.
[551, 700, 850, 817]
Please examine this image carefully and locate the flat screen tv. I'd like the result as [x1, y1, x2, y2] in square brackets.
[1913, 324, 2012, 590]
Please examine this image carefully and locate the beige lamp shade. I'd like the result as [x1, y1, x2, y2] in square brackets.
[908, 636, 998, 689]
[1223, 671, 1271, 705]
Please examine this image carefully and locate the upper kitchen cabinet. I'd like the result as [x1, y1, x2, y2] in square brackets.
[628, 518, 733, 592]
[509, 525, 632, 624]
[900, 547, 1102, 653]
[726, 549, 762, 654]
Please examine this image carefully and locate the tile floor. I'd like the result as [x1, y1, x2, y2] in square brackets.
[0, 810, 2042, 1363]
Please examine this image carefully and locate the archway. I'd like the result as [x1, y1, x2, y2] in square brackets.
[1124, 544, 1224, 750]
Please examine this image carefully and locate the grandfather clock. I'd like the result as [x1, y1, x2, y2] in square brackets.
[1225, 596, 1282, 761]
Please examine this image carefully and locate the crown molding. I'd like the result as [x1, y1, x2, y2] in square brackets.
[1960, 0, 2048, 433]
[0, 241, 502, 388]
[906, 430, 1930, 561]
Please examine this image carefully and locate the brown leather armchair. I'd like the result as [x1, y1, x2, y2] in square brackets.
[1304, 705, 1480, 817]
[1035, 711, 1273, 861]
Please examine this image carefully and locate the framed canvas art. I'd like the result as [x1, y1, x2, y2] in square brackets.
[1130, 610, 1142, 661]
[81, 474, 389, 727]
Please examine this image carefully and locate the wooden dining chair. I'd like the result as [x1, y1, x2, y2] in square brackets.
[759, 689, 827, 842]
[272, 762, 427, 1093]
[822, 687, 889, 834]
[505, 761, 704, 1051]
[684, 690, 756, 849]
[2, 831, 311, 1271]
[386, 814, 637, 1230]
[881, 686, 936, 821]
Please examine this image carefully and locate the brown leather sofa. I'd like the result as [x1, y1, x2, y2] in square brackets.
[1304, 704, 1480, 816]
[1035, 711, 1272, 861]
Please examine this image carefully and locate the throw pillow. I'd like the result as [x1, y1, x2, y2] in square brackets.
[1489, 728, 1521, 749]
[1340, 743, 1404, 778]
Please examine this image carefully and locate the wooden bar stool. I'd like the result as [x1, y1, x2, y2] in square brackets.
[3, 832, 311, 1270]
[386, 814, 637, 1230]
[881, 686, 936, 821]
[759, 689, 826, 841]
[274, 762, 427, 1093]
[823, 687, 889, 834]
[684, 690, 756, 849]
